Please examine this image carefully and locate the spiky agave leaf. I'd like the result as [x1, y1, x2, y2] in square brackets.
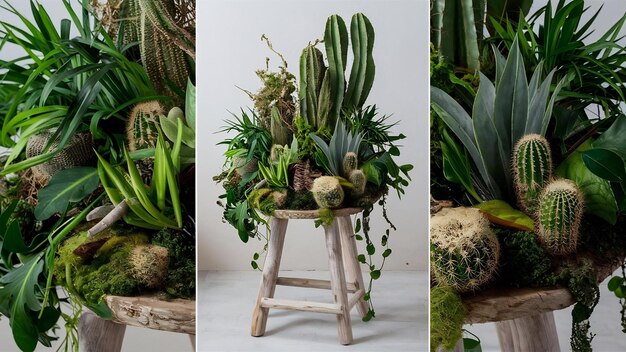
[430, 37, 564, 202]
[310, 120, 363, 176]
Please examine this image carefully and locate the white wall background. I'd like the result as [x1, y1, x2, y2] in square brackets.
[196, 0, 430, 271]
[0, 1, 190, 351]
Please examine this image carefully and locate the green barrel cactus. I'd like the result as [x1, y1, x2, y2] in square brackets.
[513, 134, 553, 214]
[311, 176, 345, 208]
[349, 169, 366, 195]
[430, 207, 500, 293]
[537, 179, 584, 255]
[343, 152, 358, 177]
[126, 101, 164, 152]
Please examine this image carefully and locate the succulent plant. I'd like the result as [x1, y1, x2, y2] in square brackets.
[513, 134, 553, 214]
[349, 169, 366, 195]
[300, 13, 375, 130]
[537, 179, 584, 256]
[343, 152, 358, 177]
[310, 120, 363, 176]
[311, 176, 345, 208]
[430, 207, 500, 293]
[126, 101, 163, 152]
[431, 38, 562, 202]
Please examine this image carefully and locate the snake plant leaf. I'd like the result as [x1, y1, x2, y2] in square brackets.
[556, 141, 618, 224]
[34, 167, 99, 221]
[475, 199, 534, 231]
[440, 129, 481, 202]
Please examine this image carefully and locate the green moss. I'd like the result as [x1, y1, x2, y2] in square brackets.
[282, 190, 318, 210]
[499, 229, 556, 287]
[151, 228, 195, 299]
[430, 286, 465, 352]
[54, 230, 149, 306]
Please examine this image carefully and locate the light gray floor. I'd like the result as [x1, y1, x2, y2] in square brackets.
[464, 269, 626, 352]
[198, 270, 427, 352]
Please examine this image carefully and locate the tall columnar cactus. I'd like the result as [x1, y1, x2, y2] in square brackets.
[311, 176, 345, 208]
[430, 207, 500, 293]
[299, 45, 329, 129]
[324, 15, 348, 128]
[126, 101, 163, 152]
[513, 134, 553, 214]
[343, 13, 375, 110]
[537, 179, 584, 256]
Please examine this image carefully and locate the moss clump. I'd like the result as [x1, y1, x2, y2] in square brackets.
[430, 286, 465, 352]
[151, 228, 195, 299]
[282, 189, 318, 210]
[54, 231, 149, 305]
[499, 229, 556, 288]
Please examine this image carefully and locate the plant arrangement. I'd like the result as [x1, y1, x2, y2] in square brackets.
[0, 1, 195, 351]
[215, 13, 412, 321]
[430, 0, 626, 351]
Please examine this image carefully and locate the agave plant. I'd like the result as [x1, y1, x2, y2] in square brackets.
[431, 38, 563, 202]
[310, 120, 364, 177]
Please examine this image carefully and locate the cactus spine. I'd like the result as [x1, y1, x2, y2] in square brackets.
[513, 134, 553, 214]
[349, 169, 366, 195]
[343, 152, 358, 176]
[344, 13, 375, 110]
[537, 179, 584, 255]
[324, 15, 348, 128]
[127, 101, 164, 152]
[430, 207, 500, 293]
[311, 176, 345, 208]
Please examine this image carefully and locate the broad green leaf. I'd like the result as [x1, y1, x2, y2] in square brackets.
[608, 276, 625, 292]
[463, 337, 483, 352]
[362, 161, 382, 186]
[159, 114, 195, 148]
[474, 200, 534, 231]
[0, 254, 44, 352]
[581, 148, 626, 183]
[556, 141, 618, 224]
[34, 167, 99, 220]
[593, 115, 626, 159]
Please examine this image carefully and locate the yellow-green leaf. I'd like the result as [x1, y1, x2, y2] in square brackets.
[474, 200, 534, 231]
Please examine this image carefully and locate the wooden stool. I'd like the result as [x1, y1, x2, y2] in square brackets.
[452, 257, 624, 352]
[251, 208, 369, 345]
[78, 294, 195, 352]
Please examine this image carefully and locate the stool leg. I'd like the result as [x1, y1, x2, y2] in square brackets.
[337, 216, 369, 318]
[78, 311, 126, 352]
[325, 219, 353, 345]
[251, 217, 288, 337]
[495, 311, 561, 352]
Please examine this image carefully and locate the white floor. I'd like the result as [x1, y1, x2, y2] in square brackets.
[464, 270, 626, 352]
[197, 270, 427, 352]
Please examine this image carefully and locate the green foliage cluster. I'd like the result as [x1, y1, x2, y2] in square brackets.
[430, 286, 466, 352]
[498, 230, 555, 287]
[151, 229, 195, 299]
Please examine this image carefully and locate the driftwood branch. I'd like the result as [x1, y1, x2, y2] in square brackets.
[88, 201, 129, 237]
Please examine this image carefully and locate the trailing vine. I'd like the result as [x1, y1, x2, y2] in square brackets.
[354, 195, 395, 321]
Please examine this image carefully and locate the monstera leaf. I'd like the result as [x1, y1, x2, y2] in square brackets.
[34, 167, 99, 221]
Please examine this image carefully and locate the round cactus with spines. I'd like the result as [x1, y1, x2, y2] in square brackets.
[430, 207, 500, 293]
[311, 176, 345, 208]
[349, 169, 366, 195]
[129, 244, 169, 288]
[537, 179, 584, 256]
[126, 101, 164, 152]
[513, 134, 553, 214]
[343, 152, 358, 176]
